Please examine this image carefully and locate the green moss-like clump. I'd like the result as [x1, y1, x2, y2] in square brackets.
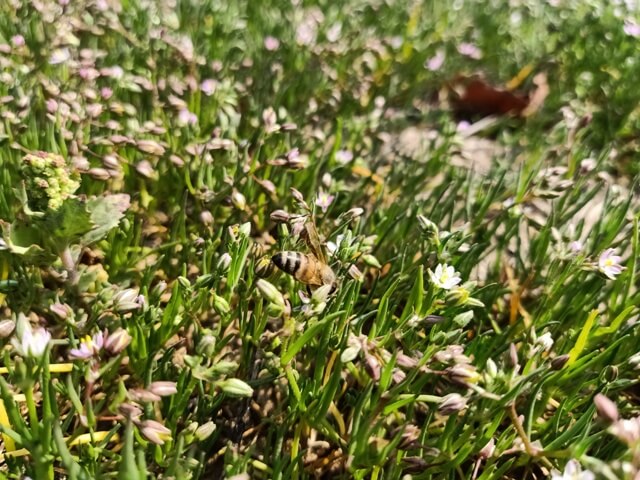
[22, 152, 80, 212]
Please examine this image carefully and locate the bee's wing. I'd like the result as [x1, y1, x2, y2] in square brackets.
[303, 218, 327, 265]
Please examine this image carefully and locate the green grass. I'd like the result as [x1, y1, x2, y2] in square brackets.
[0, 0, 639, 478]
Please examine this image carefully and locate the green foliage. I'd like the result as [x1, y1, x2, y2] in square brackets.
[0, 0, 638, 479]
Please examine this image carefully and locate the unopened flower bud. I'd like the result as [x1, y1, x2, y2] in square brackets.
[257, 178, 276, 195]
[195, 421, 216, 441]
[364, 353, 381, 382]
[270, 209, 291, 223]
[286, 155, 309, 170]
[256, 279, 285, 308]
[50, 302, 72, 320]
[417, 215, 439, 238]
[212, 294, 230, 315]
[231, 190, 246, 211]
[113, 288, 141, 313]
[485, 358, 498, 378]
[290, 188, 305, 203]
[151, 281, 168, 298]
[342, 207, 364, 222]
[0, 319, 16, 338]
[594, 393, 619, 423]
[438, 393, 467, 415]
[551, 354, 570, 370]
[216, 378, 254, 397]
[446, 364, 481, 385]
[254, 256, 274, 277]
[602, 365, 618, 382]
[104, 328, 132, 354]
[137, 139, 165, 156]
[88, 167, 111, 180]
[200, 210, 214, 226]
[348, 264, 364, 281]
[629, 352, 640, 369]
[216, 253, 232, 272]
[362, 254, 381, 268]
[139, 419, 172, 445]
[238, 222, 251, 237]
[479, 438, 495, 459]
[509, 343, 519, 370]
[197, 333, 216, 357]
[148, 381, 178, 397]
[446, 287, 470, 306]
[129, 388, 161, 403]
[392, 368, 406, 384]
[397, 352, 418, 369]
[119, 403, 143, 421]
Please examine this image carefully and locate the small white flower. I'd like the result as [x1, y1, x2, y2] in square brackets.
[177, 108, 197, 126]
[429, 263, 462, 290]
[49, 48, 71, 65]
[335, 149, 354, 165]
[425, 49, 445, 71]
[629, 351, 640, 369]
[535, 332, 554, 352]
[326, 234, 345, 257]
[264, 36, 280, 51]
[11, 320, 51, 359]
[609, 417, 640, 446]
[568, 240, 583, 254]
[598, 248, 625, 280]
[550, 459, 594, 480]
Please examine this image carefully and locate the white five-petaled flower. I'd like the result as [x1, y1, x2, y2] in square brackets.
[550, 459, 595, 480]
[11, 322, 51, 359]
[429, 263, 462, 290]
[598, 248, 625, 280]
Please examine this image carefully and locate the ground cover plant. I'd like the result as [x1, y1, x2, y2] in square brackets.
[0, 0, 639, 478]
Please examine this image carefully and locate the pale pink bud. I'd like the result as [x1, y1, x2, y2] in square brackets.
[128, 388, 161, 403]
[438, 393, 467, 415]
[139, 419, 172, 445]
[148, 381, 178, 397]
[594, 394, 619, 423]
[0, 320, 16, 338]
[104, 328, 132, 354]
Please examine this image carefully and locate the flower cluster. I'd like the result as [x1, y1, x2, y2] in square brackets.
[21, 151, 80, 211]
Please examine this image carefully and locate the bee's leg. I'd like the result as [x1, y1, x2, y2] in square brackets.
[306, 285, 312, 297]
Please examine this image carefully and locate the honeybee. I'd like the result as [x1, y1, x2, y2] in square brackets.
[271, 218, 335, 289]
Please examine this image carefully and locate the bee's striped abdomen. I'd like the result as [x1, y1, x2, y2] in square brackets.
[272, 252, 302, 275]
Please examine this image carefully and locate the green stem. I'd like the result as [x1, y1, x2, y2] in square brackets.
[59, 245, 78, 285]
[26, 385, 53, 479]
[24, 385, 39, 433]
